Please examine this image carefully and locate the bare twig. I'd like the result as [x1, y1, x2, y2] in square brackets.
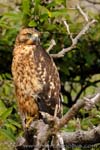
[76, 4, 89, 22]
[50, 5, 96, 58]
[63, 20, 73, 42]
[51, 19, 97, 58]
[46, 39, 56, 53]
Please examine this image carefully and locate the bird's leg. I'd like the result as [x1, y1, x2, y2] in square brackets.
[21, 115, 33, 129]
[25, 116, 33, 128]
[20, 112, 34, 129]
[25, 113, 39, 128]
[18, 112, 26, 129]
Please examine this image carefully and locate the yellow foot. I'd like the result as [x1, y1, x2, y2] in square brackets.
[25, 116, 33, 128]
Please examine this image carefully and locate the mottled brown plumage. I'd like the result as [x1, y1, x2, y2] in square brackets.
[12, 28, 61, 127]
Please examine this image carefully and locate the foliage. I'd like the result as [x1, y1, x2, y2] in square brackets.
[0, 0, 100, 148]
[0, 74, 22, 142]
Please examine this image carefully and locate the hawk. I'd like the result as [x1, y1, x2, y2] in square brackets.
[12, 28, 61, 128]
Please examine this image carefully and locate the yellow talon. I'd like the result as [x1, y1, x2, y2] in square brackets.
[25, 116, 33, 128]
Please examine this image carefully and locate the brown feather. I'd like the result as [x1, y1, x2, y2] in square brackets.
[12, 28, 61, 124]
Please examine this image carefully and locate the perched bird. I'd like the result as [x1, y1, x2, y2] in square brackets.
[12, 28, 61, 128]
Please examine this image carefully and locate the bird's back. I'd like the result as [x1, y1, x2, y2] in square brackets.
[34, 45, 61, 117]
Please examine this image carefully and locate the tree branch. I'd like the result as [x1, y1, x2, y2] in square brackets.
[46, 39, 56, 53]
[84, 93, 100, 110]
[51, 19, 97, 58]
[54, 99, 85, 131]
[54, 93, 100, 131]
[4, 125, 100, 149]
[86, 0, 100, 5]
[76, 4, 89, 22]
[16, 93, 100, 149]
[73, 79, 100, 103]
[63, 20, 73, 42]
[61, 125, 100, 145]
[16, 124, 100, 149]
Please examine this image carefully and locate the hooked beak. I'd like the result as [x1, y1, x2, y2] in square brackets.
[31, 33, 40, 43]
[27, 33, 40, 45]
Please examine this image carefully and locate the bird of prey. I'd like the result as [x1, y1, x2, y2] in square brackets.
[12, 28, 61, 128]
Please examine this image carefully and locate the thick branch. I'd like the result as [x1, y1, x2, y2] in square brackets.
[7, 125, 100, 149]
[51, 19, 96, 58]
[16, 93, 100, 149]
[84, 93, 100, 110]
[86, 0, 100, 5]
[62, 125, 100, 145]
[54, 93, 100, 131]
[54, 99, 85, 131]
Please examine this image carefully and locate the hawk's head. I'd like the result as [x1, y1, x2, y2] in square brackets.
[16, 28, 40, 46]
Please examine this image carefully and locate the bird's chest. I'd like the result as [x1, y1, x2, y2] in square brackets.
[12, 49, 42, 97]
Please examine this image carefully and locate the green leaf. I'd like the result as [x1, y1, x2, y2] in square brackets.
[51, 9, 68, 18]
[5, 123, 17, 132]
[4, 84, 10, 95]
[5, 73, 12, 79]
[0, 100, 7, 116]
[28, 20, 37, 27]
[34, 0, 40, 11]
[22, 0, 31, 15]
[40, 14, 49, 22]
[39, 5, 51, 17]
[46, 24, 58, 30]
[1, 108, 12, 120]
[34, 0, 40, 6]
[55, 0, 64, 5]
[0, 100, 6, 109]
[84, 52, 96, 66]
[0, 128, 16, 141]
[7, 119, 21, 128]
[2, 12, 23, 21]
